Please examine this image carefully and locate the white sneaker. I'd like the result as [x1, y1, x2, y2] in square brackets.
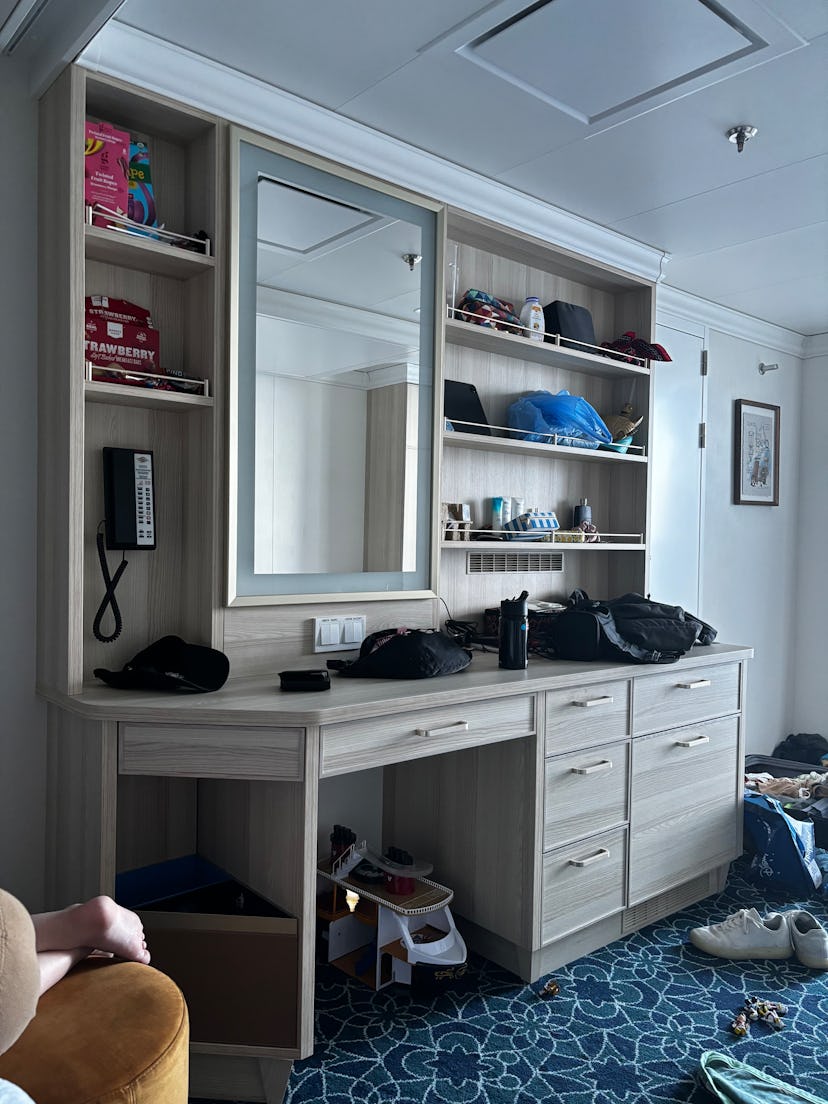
[689, 908, 792, 960]
[787, 910, 828, 969]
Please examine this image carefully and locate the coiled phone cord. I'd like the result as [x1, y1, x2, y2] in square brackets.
[93, 523, 128, 643]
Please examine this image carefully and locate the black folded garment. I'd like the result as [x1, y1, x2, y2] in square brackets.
[94, 635, 230, 692]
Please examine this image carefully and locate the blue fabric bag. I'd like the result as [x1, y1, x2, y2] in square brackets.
[743, 792, 823, 896]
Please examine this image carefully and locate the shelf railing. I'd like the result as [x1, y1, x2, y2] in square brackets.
[444, 417, 645, 456]
[85, 204, 212, 256]
[85, 360, 210, 397]
[448, 306, 649, 369]
[441, 528, 644, 546]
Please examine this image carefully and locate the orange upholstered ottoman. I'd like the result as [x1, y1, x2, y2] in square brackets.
[0, 958, 189, 1104]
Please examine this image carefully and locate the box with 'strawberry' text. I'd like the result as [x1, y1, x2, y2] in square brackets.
[84, 315, 160, 374]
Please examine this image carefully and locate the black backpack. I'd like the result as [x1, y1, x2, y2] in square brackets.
[329, 628, 472, 679]
[540, 591, 716, 665]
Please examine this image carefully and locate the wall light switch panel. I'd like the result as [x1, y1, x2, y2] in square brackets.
[312, 615, 365, 653]
[342, 615, 366, 646]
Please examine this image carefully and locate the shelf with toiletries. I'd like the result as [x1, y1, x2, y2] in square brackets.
[440, 208, 655, 610]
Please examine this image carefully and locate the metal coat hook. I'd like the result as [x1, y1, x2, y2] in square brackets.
[758, 362, 780, 375]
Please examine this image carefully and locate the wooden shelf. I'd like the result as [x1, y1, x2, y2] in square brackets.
[443, 430, 647, 465]
[445, 317, 650, 380]
[85, 224, 215, 279]
[84, 380, 213, 410]
[441, 540, 645, 552]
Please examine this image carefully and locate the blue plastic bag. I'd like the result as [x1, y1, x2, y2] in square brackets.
[506, 390, 611, 448]
[743, 792, 823, 896]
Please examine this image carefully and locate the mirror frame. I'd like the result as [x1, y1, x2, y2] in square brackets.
[227, 126, 444, 606]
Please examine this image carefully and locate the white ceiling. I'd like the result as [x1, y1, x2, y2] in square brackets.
[7, 0, 827, 335]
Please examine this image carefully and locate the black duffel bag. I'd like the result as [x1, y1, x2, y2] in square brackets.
[539, 590, 716, 664]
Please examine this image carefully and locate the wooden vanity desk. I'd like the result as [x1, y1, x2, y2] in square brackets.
[43, 643, 751, 1101]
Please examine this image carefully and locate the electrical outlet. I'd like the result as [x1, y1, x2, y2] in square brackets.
[312, 615, 366, 653]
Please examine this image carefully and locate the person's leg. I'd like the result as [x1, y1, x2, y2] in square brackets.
[31, 896, 150, 970]
[34, 947, 93, 995]
[0, 890, 40, 1056]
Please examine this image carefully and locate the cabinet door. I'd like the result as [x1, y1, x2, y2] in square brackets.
[629, 715, 740, 904]
[649, 323, 705, 613]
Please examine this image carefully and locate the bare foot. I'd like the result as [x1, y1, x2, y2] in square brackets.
[33, 897, 150, 965]
[79, 896, 151, 964]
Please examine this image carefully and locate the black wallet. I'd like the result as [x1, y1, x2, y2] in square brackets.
[278, 669, 331, 692]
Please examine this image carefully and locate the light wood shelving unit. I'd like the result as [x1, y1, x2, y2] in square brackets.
[38, 66, 225, 697]
[440, 208, 656, 618]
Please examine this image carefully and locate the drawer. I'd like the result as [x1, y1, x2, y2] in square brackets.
[541, 826, 627, 945]
[320, 694, 534, 777]
[544, 741, 629, 851]
[633, 662, 740, 735]
[544, 679, 630, 755]
[629, 715, 740, 904]
[119, 724, 304, 781]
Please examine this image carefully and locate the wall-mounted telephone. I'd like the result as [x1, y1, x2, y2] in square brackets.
[102, 447, 157, 550]
[94, 448, 157, 643]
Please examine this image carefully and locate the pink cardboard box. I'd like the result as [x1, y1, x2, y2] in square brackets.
[84, 120, 130, 227]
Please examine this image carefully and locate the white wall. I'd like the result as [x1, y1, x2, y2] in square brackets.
[0, 58, 46, 909]
[792, 355, 828, 734]
[701, 330, 802, 755]
[254, 373, 367, 574]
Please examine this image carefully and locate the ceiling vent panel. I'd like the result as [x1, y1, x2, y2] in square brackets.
[462, 0, 757, 124]
[440, 0, 806, 136]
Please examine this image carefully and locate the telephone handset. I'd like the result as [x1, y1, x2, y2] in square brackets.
[93, 448, 157, 643]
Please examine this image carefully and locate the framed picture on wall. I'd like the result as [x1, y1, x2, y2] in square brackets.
[733, 399, 780, 506]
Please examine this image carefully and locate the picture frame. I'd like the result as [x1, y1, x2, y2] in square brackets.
[733, 399, 780, 506]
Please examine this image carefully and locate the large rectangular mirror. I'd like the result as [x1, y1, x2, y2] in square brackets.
[229, 129, 442, 603]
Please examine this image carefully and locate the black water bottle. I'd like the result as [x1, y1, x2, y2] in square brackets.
[499, 590, 529, 670]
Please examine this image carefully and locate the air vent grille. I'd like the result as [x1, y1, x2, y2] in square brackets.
[622, 872, 712, 934]
[467, 551, 563, 574]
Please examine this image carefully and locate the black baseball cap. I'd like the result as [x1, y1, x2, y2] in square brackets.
[94, 635, 230, 693]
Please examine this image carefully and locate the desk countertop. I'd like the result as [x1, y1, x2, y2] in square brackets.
[40, 643, 753, 727]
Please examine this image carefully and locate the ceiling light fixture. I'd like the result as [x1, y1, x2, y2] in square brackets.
[726, 125, 758, 153]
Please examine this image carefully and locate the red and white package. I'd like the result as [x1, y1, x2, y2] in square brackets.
[85, 296, 152, 327]
[84, 316, 160, 374]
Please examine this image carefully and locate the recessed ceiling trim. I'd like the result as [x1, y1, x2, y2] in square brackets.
[256, 285, 420, 350]
[458, 0, 768, 127]
[257, 176, 384, 256]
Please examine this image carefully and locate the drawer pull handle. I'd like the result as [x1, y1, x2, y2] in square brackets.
[572, 759, 613, 776]
[572, 695, 614, 708]
[677, 679, 711, 690]
[415, 721, 469, 739]
[569, 847, 610, 868]
[675, 734, 710, 748]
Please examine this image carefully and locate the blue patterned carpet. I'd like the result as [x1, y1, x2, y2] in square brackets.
[282, 861, 828, 1104]
[189, 859, 828, 1103]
